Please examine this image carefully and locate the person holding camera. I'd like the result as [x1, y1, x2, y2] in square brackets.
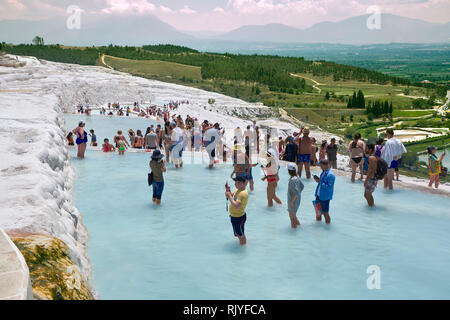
[314, 159, 335, 224]
[225, 176, 248, 246]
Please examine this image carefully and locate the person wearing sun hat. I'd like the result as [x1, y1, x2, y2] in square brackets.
[287, 162, 304, 229]
[261, 147, 282, 207]
[149, 149, 166, 205]
[226, 175, 248, 246]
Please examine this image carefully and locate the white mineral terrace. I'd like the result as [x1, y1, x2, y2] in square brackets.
[0, 229, 33, 300]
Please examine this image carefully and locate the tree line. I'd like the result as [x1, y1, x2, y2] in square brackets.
[2, 43, 415, 92]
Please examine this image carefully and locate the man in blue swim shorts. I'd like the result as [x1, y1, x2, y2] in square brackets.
[295, 127, 314, 179]
[314, 159, 335, 224]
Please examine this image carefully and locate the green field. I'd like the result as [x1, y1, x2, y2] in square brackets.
[102, 55, 202, 80]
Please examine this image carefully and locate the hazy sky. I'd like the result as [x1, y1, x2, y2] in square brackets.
[1, 0, 449, 32]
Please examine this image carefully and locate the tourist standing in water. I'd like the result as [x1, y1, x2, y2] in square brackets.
[314, 159, 335, 224]
[170, 122, 184, 169]
[282, 137, 298, 163]
[226, 175, 248, 246]
[287, 163, 304, 229]
[364, 144, 379, 207]
[163, 121, 172, 164]
[326, 138, 338, 169]
[89, 129, 97, 147]
[114, 130, 129, 149]
[296, 127, 313, 179]
[134, 130, 144, 149]
[319, 140, 327, 162]
[381, 129, 407, 190]
[102, 138, 115, 152]
[262, 148, 282, 207]
[150, 150, 166, 205]
[311, 137, 318, 166]
[205, 123, 220, 168]
[255, 126, 260, 154]
[348, 133, 365, 183]
[72, 120, 88, 159]
[428, 146, 446, 189]
[66, 132, 74, 146]
[117, 137, 127, 155]
[145, 128, 158, 150]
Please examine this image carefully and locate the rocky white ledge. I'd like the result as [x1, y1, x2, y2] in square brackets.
[0, 229, 33, 300]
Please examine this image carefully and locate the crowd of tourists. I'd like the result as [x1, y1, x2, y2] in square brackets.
[70, 104, 448, 246]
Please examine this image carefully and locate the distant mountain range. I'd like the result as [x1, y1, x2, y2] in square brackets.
[0, 13, 448, 46]
[213, 14, 450, 44]
[0, 14, 191, 46]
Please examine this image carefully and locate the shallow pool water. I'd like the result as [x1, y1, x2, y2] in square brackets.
[66, 115, 450, 299]
[65, 113, 158, 144]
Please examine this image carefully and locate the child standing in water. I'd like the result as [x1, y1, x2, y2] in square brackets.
[117, 137, 127, 155]
[89, 129, 97, 147]
[226, 176, 249, 246]
[428, 146, 446, 189]
[287, 163, 304, 229]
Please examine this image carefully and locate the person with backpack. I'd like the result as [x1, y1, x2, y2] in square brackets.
[282, 137, 298, 163]
[149, 150, 166, 205]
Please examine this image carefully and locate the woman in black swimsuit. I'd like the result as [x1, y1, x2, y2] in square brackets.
[347, 132, 366, 183]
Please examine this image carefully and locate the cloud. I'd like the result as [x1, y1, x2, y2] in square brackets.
[213, 7, 225, 14]
[0, 0, 448, 32]
[101, 0, 156, 14]
[159, 5, 173, 13]
[179, 5, 196, 14]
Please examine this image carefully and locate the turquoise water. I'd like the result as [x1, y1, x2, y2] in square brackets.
[65, 114, 158, 143]
[66, 115, 450, 299]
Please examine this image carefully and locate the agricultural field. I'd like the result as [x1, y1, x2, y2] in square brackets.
[102, 55, 202, 81]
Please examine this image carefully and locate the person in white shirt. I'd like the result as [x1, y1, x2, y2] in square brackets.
[205, 123, 220, 168]
[381, 128, 407, 190]
[243, 125, 254, 158]
[234, 126, 243, 145]
[170, 122, 185, 169]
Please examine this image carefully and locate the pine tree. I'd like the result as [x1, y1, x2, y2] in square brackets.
[357, 90, 365, 109]
[351, 91, 357, 108]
